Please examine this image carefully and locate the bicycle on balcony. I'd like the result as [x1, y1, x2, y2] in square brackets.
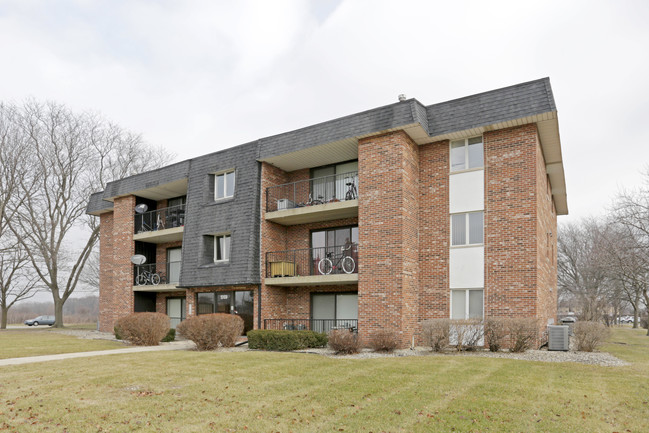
[345, 176, 357, 200]
[318, 244, 356, 275]
[136, 268, 162, 286]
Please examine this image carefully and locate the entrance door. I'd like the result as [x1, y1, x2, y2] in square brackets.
[216, 292, 233, 314]
[166, 298, 186, 329]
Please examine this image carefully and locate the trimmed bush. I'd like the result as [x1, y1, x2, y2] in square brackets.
[161, 328, 176, 342]
[114, 312, 170, 346]
[451, 319, 484, 351]
[176, 313, 244, 350]
[574, 321, 609, 352]
[114, 325, 122, 340]
[369, 329, 399, 352]
[507, 318, 538, 353]
[247, 330, 327, 351]
[328, 329, 360, 355]
[421, 319, 450, 352]
[484, 318, 507, 352]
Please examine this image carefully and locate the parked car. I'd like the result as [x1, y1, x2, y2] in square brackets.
[24, 315, 55, 326]
[560, 316, 576, 324]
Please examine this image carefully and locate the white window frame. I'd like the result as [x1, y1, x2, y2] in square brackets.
[450, 289, 484, 320]
[213, 233, 231, 262]
[450, 211, 484, 247]
[214, 169, 235, 200]
[450, 136, 483, 172]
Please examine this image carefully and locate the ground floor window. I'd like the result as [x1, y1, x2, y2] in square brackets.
[311, 292, 358, 332]
[450, 289, 483, 320]
[197, 290, 254, 333]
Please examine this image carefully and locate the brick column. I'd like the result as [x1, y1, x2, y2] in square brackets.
[98, 212, 114, 332]
[358, 131, 419, 348]
[109, 195, 136, 330]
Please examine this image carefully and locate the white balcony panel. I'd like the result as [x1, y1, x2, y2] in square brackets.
[450, 246, 484, 288]
[449, 170, 484, 213]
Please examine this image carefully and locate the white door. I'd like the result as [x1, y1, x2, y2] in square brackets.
[166, 298, 185, 329]
[167, 248, 182, 284]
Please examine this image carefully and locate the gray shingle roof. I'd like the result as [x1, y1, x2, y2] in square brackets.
[427, 78, 556, 137]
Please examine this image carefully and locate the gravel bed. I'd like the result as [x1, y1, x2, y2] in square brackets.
[294, 346, 629, 367]
[49, 328, 119, 341]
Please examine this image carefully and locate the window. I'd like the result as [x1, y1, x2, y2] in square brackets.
[451, 211, 483, 246]
[451, 289, 483, 319]
[450, 137, 483, 171]
[214, 234, 231, 262]
[215, 170, 235, 200]
[311, 160, 358, 202]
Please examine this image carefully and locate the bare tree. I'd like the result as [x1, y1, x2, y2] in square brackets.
[0, 241, 39, 328]
[558, 219, 612, 321]
[5, 100, 173, 327]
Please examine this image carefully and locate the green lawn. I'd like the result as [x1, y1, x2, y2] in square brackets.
[0, 329, 124, 359]
[0, 328, 647, 432]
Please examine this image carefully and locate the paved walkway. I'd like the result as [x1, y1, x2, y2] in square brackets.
[0, 341, 195, 366]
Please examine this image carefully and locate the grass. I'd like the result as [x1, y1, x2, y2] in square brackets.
[0, 327, 647, 432]
[0, 329, 124, 359]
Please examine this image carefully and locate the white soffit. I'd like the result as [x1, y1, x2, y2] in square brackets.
[260, 137, 358, 172]
[108, 178, 189, 202]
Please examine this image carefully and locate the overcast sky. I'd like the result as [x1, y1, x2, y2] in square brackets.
[2, 0, 648, 224]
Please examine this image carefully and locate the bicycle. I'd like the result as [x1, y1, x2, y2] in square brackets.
[318, 244, 356, 275]
[136, 267, 161, 285]
[306, 193, 324, 206]
[344, 176, 358, 200]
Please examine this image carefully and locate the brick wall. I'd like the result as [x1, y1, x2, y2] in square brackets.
[358, 131, 420, 348]
[98, 212, 114, 332]
[484, 124, 539, 319]
[418, 140, 450, 323]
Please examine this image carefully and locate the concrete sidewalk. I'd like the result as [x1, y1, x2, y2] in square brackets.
[0, 341, 195, 366]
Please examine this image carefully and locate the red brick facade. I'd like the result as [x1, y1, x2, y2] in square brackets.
[97, 124, 559, 345]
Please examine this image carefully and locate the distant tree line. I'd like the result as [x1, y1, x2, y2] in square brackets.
[3, 295, 99, 325]
[559, 173, 649, 335]
[0, 101, 173, 328]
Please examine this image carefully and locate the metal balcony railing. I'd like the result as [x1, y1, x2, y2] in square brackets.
[134, 204, 186, 234]
[134, 261, 182, 285]
[266, 171, 358, 212]
[264, 318, 358, 333]
[266, 244, 359, 278]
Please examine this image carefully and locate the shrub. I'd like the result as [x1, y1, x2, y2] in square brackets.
[574, 321, 609, 352]
[421, 319, 450, 352]
[369, 329, 399, 352]
[161, 328, 176, 342]
[328, 329, 360, 355]
[114, 325, 122, 340]
[114, 312, 170, 346]
[451, 319, 484, 351]
[176, 313, 244, 351]
[641, 316, 648, 330]
[507, 318, 538, 353]
[247, 330, 328, 351]
[484, 318, 507, 352]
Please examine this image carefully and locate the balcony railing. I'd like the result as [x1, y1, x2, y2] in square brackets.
[266, 171, 358, 212]
[134, 204, 186, 234]
[134, 261, 182, 285]
[266, 244, 359, 278]
[264, 318, 358, 333]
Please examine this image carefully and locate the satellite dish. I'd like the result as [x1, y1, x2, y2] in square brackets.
[130, 255, 147, 265]
[134, 204, 148, 214]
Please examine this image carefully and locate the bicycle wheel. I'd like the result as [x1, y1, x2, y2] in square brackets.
[318, 258, 333, 275]
[151, 273, 161, 285]
[136, 274, 147, 286]
[342, 256, 355, 274]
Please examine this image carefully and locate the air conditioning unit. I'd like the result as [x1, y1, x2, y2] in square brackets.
[277, 199, 295, 210]
[548, 325, 569, 351]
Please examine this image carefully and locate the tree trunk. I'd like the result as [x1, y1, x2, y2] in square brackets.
[1, 305, 7, 329]
[53, 298, 64, 328]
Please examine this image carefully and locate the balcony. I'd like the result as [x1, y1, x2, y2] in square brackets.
[265, 171, 358, 225]
[133, 204, 185, 243]
[264, 318, 358, 333]
[132, 261, 182, 292]
[265, 244, 359, 286]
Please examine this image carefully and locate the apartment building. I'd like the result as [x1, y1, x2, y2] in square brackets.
[87, 78, 567, 347]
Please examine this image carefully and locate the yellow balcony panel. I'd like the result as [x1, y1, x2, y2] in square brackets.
[265, 199, 358, 225]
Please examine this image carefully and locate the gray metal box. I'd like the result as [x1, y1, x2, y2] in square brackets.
[548, 325, 570, 351]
